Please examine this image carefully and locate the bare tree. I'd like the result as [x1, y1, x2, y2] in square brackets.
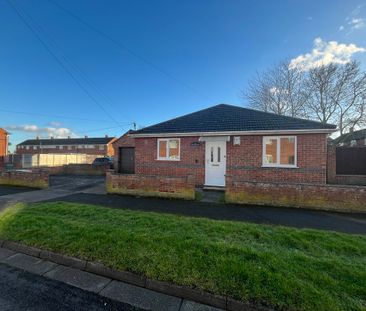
[244, 60, 366, 134]
[304, 61, 366, 134]
[303, 63, 339, 124]
[244, 60, 308, 117]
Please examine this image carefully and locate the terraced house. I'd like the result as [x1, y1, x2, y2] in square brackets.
[107, 104, 366, 211]
[16, 136, 116, 168]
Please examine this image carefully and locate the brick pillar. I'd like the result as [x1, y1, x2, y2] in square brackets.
[225, 174, 233, 190]
[327, 144, 336, 184]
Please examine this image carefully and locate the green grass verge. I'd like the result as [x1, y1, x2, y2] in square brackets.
[0, 202, 365, 311]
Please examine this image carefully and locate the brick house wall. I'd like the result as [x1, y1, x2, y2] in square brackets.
[131, 133, 328, 186]
[0, 129, 8, 157]
[135, 136, 205, 185]
[0, 129, 8, 169]
[226, 134, 328, 184]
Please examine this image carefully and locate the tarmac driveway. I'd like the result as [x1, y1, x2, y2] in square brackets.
[0, 185, 38, 196]
[0, 175, 106, 212]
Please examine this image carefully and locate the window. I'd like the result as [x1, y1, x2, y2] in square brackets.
[157, 138, 180, 160]
[350, 140, 356, 147]
[263, 136, 297, 168]
[364, 138, 366, 146]
[99, 145, 105, 150]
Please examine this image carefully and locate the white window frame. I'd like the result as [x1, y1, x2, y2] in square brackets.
[262, 136, 297, 168]
[157, 138, 181, 161]
[350, 140, 356, 147]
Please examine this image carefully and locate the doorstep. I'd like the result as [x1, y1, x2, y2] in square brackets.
[202, 185, 226, 191]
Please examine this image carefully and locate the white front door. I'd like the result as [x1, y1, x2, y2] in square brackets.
[205, 141, 226, 186]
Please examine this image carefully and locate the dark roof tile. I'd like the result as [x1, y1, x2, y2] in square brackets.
[133, 104, 336, 135]
[17, 137, 115, 146]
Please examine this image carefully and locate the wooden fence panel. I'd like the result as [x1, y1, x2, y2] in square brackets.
[336, 147, 366, 175]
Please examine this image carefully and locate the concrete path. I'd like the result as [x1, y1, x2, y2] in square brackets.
[50, 193, 366, 234]
[0, 247, 222, 311]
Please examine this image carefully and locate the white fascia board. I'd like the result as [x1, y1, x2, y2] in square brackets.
[129, 128, 336, 138]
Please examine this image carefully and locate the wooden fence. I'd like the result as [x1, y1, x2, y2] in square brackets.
[336, 147, 366, 175]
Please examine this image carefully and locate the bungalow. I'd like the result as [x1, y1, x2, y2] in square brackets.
[109, 104, 343, 199]
[113, 104, 335, 184]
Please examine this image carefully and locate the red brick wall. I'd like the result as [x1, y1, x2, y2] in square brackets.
[0, 170, 49, 189]
[0, 129, 8, 157]
[227, 134, 328, 184]
[225, 176, 366, 213]
[0, 129, 8, 169]
[133, 133, 328, 186]
[106, 171, 195, 199]
[135, 137, 205, 185]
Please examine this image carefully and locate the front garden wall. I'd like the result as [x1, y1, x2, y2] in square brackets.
[226, 175, 366, 213]
[0, 170, 49, 189]
[106, 171, 195, 200]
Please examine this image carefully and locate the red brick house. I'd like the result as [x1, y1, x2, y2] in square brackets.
[16, 136, 116, 167]
[0, 128, 9, 169]
[113, 104, 336, 186]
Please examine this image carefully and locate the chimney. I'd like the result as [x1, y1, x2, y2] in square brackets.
[349, 127, 354, 133]
[50, 136, 54, 139]
[85, 135, 88, 139]
[68, 136, 70, 139]
[105, 134, 108, 138]
[36, 136, 39, 140]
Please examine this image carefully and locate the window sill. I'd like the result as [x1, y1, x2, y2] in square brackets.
[156, 158, 180, 162]
[262, 165, 298, 169]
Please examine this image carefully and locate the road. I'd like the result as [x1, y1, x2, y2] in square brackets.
[0, 263, 140, 311]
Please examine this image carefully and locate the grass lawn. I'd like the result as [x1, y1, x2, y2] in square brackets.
[0, 202, 365, 311]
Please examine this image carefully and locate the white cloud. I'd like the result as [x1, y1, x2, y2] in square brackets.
[339, 25, 345, 31]
[289, 38, 365, 70]
[5, 124, 77, 138]
[348, 17, 365, 30]
[48, 121, 62, 127]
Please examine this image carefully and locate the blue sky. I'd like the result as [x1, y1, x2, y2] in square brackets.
[1, 0, 366, 149]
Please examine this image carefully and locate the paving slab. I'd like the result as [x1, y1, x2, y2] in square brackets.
[44, 265, 111, 293]
[101, 280, 182, 311]
[180, 300, 224, 311]
[0, 248, 16, 261]
[1, 253, 57, 275]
